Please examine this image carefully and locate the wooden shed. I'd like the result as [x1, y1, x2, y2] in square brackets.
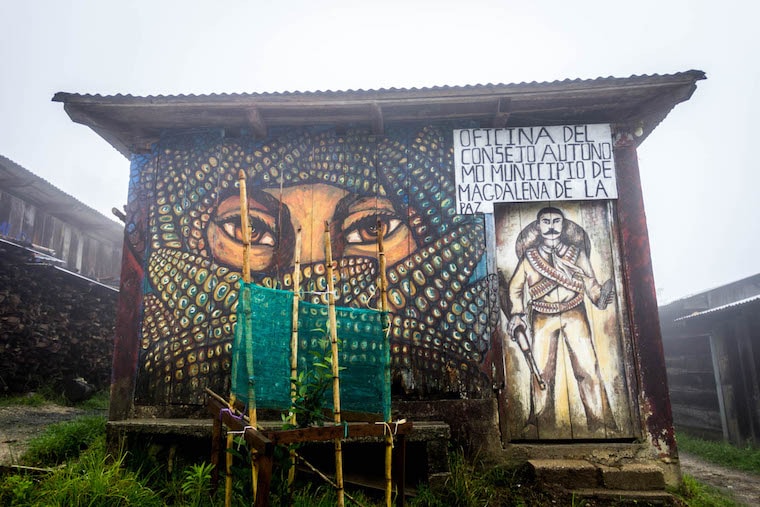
[55, 71, 704, 493]
[660, 274, 760, 446]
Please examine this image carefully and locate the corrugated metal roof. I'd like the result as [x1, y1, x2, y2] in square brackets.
[53, 70, 706, 159]
[0, 237, 118, 292]
[53, 71, 706, 101]
[0, 154, 123, 237]
[674, 294, 760, 322]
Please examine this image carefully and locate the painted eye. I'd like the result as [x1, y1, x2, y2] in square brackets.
[344, 215, 402, 245]
[218, 215, 276, 246]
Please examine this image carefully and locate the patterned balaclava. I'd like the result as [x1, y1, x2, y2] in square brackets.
[132, 125, 496, 405]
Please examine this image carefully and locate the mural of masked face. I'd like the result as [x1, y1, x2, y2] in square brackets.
[207, 185, 415, 277]
[132, 126, 495, 405]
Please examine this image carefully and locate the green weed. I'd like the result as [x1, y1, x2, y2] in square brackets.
[0, 392, 48, 407]
[673, 473, 740, 507]
[30, 436, 163, 506]
[179, 461, 215, 507]
[0, 474, 35, 506]
[74, 390, 110, 410]
[21, 415, 106, 466]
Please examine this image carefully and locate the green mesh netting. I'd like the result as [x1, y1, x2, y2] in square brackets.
[231, 282, 390, 420]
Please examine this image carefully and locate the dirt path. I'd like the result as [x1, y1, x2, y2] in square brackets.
[679, 451, 760, 506]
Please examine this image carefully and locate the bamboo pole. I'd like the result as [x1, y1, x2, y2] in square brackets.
[377, 221, 394, 507]
[288, 228, 302, 487]
[324, 220, 345, 507]
[225, 432, 234, 507]
[237, 169, 259, 503]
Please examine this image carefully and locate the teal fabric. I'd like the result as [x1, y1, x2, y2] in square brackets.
[232, 282, 390, 420]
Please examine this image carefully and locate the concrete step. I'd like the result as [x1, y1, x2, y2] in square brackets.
[528, 459, 601, 489]
[528, 458, 668, 496]
[599, 463, 665, 491]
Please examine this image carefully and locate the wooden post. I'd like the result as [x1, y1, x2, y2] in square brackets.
[324, 221, 345, 507]
[225, 432, 234, 507]
[237, 169, 259, 503]
[288, 228, 302, 487]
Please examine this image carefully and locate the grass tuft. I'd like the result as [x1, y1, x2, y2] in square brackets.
[674, 474, 740, 507]
[0, 392, 49, 407]
[33, 436, 163, 506]
[21, 415, 106, 466]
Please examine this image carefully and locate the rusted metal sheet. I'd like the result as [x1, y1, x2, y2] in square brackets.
[614, 135, 675, 457]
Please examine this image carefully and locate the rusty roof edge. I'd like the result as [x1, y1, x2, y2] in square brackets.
[52, 70, 706, 105]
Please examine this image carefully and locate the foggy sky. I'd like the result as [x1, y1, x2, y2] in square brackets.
[0, 0, 757, 303]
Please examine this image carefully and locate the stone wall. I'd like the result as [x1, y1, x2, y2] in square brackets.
[0, 240, 118, 393]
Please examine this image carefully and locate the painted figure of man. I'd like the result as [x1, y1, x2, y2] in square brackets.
[507, 206, 615, 432]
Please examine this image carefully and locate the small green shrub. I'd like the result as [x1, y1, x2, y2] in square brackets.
[180, 462, 215, 507]
[21, 415, 106, 466]
[0, 474, 35, 506]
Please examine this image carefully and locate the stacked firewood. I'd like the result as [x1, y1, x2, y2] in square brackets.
[0, 243, 118, 394]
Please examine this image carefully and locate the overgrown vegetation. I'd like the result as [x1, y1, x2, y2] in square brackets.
[21, 415, 106, 466]
[673, 474, 740, 507]
[677, 432, 760, 475]
[1, 414, 551, 506]
[3, 399, 758, 505]
[0, 388, 110, 409]
[0, 392, 49, 408]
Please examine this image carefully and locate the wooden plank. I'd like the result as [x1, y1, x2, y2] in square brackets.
[254, 451, 273, 507]
[265, 422, 414, 446]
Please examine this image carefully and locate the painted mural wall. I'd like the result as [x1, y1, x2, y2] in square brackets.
[124, 125, 499, 407]
[120, 122, 638, 442]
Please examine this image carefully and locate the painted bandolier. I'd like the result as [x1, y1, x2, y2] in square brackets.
[55, 70, 705, 499]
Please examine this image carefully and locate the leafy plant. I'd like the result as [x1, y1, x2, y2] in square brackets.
[286, 334, 341, 428]
[0, 474, 34, 506]
[180, 462, 215, 507]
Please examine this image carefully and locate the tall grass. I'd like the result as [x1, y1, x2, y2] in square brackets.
[21, 415, 106, 466]
[677, 432, 760, 474]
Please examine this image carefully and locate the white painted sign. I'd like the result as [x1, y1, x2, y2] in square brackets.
[453, 124, 617, 214]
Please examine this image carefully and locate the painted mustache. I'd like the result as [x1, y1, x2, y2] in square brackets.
[543, 229, 561, 236]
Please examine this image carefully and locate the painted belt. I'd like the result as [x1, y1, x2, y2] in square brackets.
[530, 292, 584, 314]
